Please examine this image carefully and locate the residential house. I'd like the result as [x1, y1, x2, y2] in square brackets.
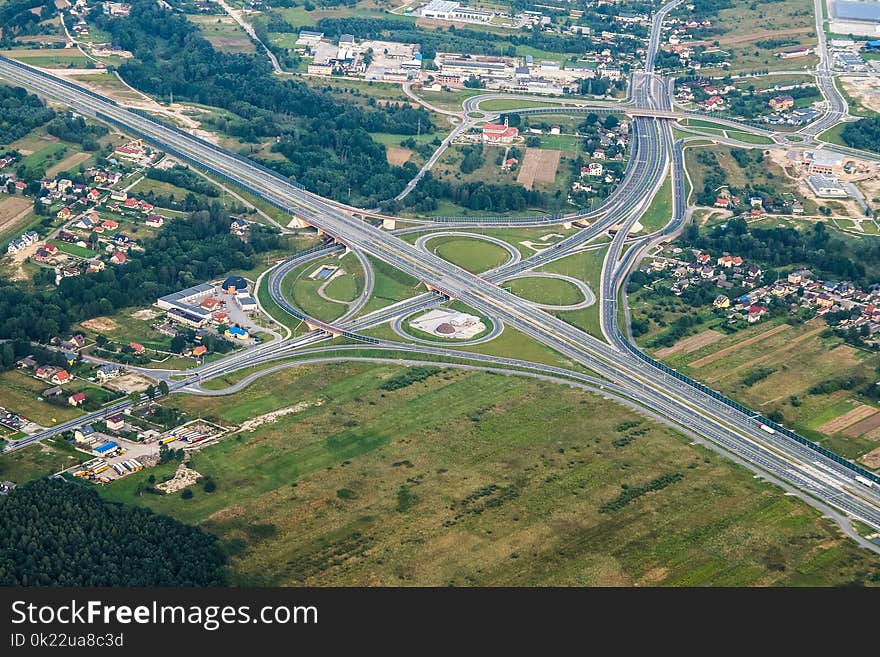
[768, 94, 794, 111]
[16, 356, 37, 369]
[74, 425, 96, 443]
[51, 370, 71, 385]
[96, 363, 122, 381]
[68, 392, 86, 407]
[105, 414, 125, 432]
[717, 255, 743, 268]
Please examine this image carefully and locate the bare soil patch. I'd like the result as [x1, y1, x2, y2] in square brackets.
[840, 76, 880, 114]
[0, 196, 33, 233]
[238, 400, 324, 433]
[818, 404, 878, 435]
[517, 148, 561, 190]
[386, 146, 412, 166]
[157, 462, 202, 493]
[689, 323, 791, 369]
[131, 308, 160, 321]
[655, 329, 724, 358]
[80, 316, 119, 333]
[103, 373, 154, 394]
[843, 412, 880, 438]
[859, 446, 880, 469]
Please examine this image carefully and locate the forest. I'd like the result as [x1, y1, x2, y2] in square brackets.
[0, 479, 226, 586]
[842, 117, 880, 154]
[0, 85, 55, 143]
[0, 206, 283, 343]
[90, 0, 432, 206]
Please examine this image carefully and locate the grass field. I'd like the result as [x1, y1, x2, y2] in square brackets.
[688, 0, 817, 75]
[426, 235, 513, 273]
[478, 98, 564, 112]
[684, 143, 807, 210]
[45, 151, 93, 177]
[536, 247, 606, 338]
[680, 119, 775, 145]
[279, 254, 361, 323]
[0, 436, 89, 484]
[639, 174, 672, 233]
[74, 307, 173, 352]
[188, 14, 257, 54]
[0, 48, 92, 67]
[414, 88, 484, 112]
[129, 177, 203, 203]
[818, 122, 848, 147]
[358, 256, 429, 315]
[0, 370, 84, 425]
[503, 276, 584, 306]
[55, 241, 96, 258]
[98, 361, 880, 586]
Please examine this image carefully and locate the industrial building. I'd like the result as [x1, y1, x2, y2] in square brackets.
[420, 0, 494, 22]
[156, 283, 215, 326]
[806, 175, 849, 198]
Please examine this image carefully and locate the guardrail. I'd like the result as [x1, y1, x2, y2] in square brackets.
[0, 54, 120, 107]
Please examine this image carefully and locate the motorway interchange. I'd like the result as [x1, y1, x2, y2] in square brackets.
[4, 0, 880, 551]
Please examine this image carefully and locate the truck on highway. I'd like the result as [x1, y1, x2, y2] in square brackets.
[855, 475, 874, 488]
[759, 423, 776, 435]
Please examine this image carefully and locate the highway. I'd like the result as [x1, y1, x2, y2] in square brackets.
[799, 0, 851, 138]
[4, 0, 880, 540]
